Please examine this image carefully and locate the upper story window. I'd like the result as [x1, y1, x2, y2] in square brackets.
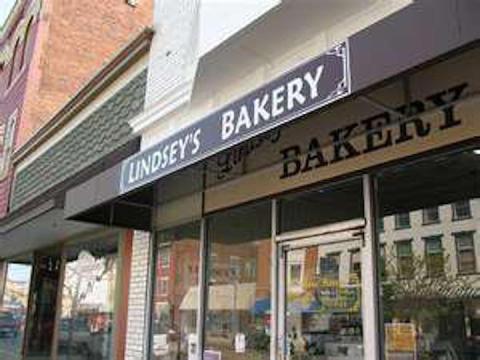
[0, 110, 17, 180]
[20, 17, 34, 69]
[288, 262, 303, 287]
[349, 248, 361, 282]
[319, 252, 340, 281]
[424, 235, 444, 276]
[455, 231, 477, 274]
[156, 276, 169, 297]
[396, 240, 413, 278]
[7, 39, 20, 87]
[422, 206, 440, 225]
[394, 212, 411, 229]
[452, 200, 472, 221]
[158, 246, 170, 270]
[377, 217, 385, 233]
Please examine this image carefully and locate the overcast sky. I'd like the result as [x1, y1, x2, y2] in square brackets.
[0, 0, 17, 29]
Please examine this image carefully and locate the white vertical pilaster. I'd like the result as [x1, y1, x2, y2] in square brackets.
[125, 231, 153, 360]
[139, 0, 200, 132]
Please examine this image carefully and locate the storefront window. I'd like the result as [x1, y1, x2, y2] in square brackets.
[279, 179, 364, 360]
[57, 237, 118, 360]
[1, 260, 32, 360]
[151, 221, 200, 360]
[205, 201, 271, 360]
[377, 148, 480, 360]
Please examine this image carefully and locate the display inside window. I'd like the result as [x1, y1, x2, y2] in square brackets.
[57, 237, 118, 360]
[151, 221, 200, 360]
[377, 148, 480, 360]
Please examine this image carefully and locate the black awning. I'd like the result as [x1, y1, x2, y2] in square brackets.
[64, 163, 154, 230]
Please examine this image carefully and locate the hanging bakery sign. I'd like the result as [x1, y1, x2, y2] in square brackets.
[120, 41, 350, 193]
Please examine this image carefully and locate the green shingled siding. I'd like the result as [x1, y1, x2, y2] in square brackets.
[11, 69, 147, 209]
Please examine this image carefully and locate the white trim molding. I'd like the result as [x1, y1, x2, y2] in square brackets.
[129, 78, 194, 135]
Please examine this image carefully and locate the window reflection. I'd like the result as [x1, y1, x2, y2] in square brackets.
[151, 221, 200, 360]
[205, 202, 271, 360]
[58, 237, 118, 360]
[1, 261, 32, 360]
[378, 149, 480, 359]
[281, 179, 364, 360]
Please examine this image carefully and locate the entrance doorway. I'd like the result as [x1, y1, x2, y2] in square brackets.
[277, 219, 365, 360]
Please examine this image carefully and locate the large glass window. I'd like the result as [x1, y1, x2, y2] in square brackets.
[279, 179, 365, 360]
[151, 221, 200, 360]
[205, 201, 271, 360]
[1, 260, 32, 360]
[57, 236, 118, 360]
[377, 148, 480, 360]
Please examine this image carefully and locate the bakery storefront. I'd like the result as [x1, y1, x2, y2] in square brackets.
[65, 29, 480, 360]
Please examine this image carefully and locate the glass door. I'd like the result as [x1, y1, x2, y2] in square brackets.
[278, 221, 365, 360]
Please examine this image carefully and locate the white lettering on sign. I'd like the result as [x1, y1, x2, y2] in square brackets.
[127, 128, 202, 185]
[220, 65, 325, 141]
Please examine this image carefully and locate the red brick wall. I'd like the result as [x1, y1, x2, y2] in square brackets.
[17, 0, 153, 148]
[0, 6, 38, 216]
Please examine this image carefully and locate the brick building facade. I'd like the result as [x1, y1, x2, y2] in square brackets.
[0, 0, 152, 217]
